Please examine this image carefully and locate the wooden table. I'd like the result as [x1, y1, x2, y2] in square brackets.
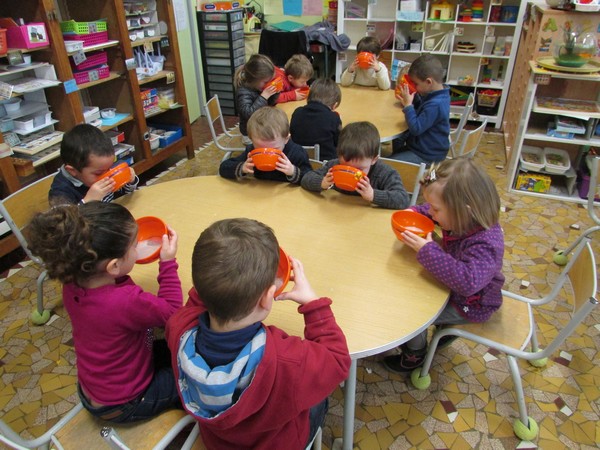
[278, 85, 407, 142]
[119, 176, 448, 449]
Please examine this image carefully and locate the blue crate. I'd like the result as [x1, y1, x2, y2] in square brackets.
[148, 123, 183, 148]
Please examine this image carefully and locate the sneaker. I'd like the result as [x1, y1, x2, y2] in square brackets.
[382, 349, 426, 374]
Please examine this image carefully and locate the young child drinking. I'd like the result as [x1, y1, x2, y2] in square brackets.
[165, 218, 351, 449]
[391, 54, 451, 164]
[235, 54, 280, 144]
[275, 54, 314, 104]
[340, 36, 390, 91]
[290, 78, 342, 161]
[301, 121, 410, 209]
[49, 124, 138, 205]
[28, 202, 183, 422]
[219, 106, 312, 184]
[383, 159, 504, 372]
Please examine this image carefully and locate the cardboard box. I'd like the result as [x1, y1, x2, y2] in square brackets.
[516, 173, 551, 193]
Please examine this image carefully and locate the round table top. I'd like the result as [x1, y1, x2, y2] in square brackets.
[278, 85, 407, 142]
[120, 176, 448, 358]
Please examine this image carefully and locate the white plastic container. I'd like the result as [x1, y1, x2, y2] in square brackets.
[33, 112, 52, 127]
[3, 98, 22, 113]
[65, 40, 84, 52]
[149, 133, 160, 150]
[83, 106, 100, 123]
[520, 145, 545, 172]
[543, 147, 571, 174]
[14, 118, 34, 132]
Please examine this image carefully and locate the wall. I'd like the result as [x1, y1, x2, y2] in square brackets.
[250, 0, 328, 27]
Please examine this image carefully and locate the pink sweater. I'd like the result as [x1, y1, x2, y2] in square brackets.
[63, 259, 182, 405]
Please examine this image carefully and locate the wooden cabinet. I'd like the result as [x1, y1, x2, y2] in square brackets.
[335, 0, 525, 129]
[0, 0, 194, 197]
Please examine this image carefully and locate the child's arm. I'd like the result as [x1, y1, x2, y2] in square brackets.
[300, 160, 335, 191]
[278, 143, 313, 184]
[403, 100, 442, 136]
[219, 147, 253, 179]
[276, 88, 301, 104]
[236, 88, 269, 125]
[373, 61, 390, 90]
[369, 165, 411, 209]
[340, 61, 358, 86]
[114, 168, 139, 198]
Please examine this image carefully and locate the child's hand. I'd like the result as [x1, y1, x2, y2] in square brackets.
[275, 256, 317, 305]
[85, 177, 115, 202]
[294, 89, 308, 101]
[128, 167, 137, 183]
[159, 226, 178, 261]
[348, 58, 358, 73]
[320, 169, 334, 190]
[356, 175, 374, 202]
[369, 57, 381, 73]
[275, 153, 295, 177]
[242, 156, 255, 174]
[401, 230, 432, 252]
[261, 84, 278, 99]
[397, 84, 415, 107]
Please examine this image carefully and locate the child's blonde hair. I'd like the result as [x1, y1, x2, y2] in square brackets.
[234, 54, 275, 89]
[421, 159, 500, 236]
[337, 122, 380, 160]
[307, 79, 341, 109]
[284, 54, 314, 79]
[356, 36, 382, 56]
[247, 107, 289, 141]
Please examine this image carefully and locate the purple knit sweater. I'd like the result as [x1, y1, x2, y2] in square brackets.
[412, 203, 505, 322]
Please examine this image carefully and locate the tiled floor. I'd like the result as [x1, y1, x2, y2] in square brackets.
[0, 120, 599, 449]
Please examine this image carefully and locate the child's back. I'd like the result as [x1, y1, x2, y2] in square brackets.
[166, 218, 350, 449]
[290, 79, 342, 161]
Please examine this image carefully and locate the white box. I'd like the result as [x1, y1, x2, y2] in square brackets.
[65, 40, 84, 52]
[543, 147, 571, 174]
[14, 118, 34, 132]
[83, 106, 100, 124]
[520, 145, 545, 172]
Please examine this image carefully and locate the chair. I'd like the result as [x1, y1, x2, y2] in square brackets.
[203, 95, 245, 162]
[450, 117, 488, 159]
[258, 29, 312, 68]
[410, 236, 598, 441]
[0, 173, 55, 325]
[449, 92, 475, 155]
[380, 157, 426, 206]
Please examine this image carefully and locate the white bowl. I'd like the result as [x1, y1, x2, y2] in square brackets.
[100, 108, 116, 119]
[3, 98, 22, 113]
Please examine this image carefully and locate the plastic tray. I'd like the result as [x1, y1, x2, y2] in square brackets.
[73, 65, 110, 85]
[71, 51, 108, 71]
[63, 31, 109, 47]
[60, 20, 107, 35]
[520, 145, 545, 172]
[148, 123, 183, 148]
[543, 147, 571, 174]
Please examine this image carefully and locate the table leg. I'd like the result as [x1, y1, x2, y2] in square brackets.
[342, 359, 357, 450]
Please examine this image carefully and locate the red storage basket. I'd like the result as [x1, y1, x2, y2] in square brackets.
[63, 31, 108, 47]
[0, 29, 7, 54]
[71, 51, 108, 71]
[73, 65, 110, 85]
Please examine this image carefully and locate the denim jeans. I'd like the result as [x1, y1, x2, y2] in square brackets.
[306, 397, 328, 447]
[78, 339, 181, 423]
[405, 302, 470, 351]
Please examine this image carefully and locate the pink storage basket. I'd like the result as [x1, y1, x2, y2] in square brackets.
[74, 65, 110, 85]
[63, 31, 108, 47]
[71, 51, 108, 71]
[6, 22, 49, 49]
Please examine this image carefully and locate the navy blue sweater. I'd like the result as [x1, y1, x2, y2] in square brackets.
[290, 101, 341, 162]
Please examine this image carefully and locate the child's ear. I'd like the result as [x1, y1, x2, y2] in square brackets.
[284, 134, 290, 144]
[258, 285, 276, 311]
[287, 74, 294, 84]
[372, 155, 379, 165]
[64, 164, 79, 178]
[105, 258, 121, 276]
[331, 102, 339, 111]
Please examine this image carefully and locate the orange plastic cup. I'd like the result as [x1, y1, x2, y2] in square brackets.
[266, 76, 284, 92]
[249, 148, 284, 171]
[391, 210, 435, 241]
[274, 247, 291, 297]
[331, 164, 364, 191]
[99, 162, 130, 192]
[357, 52, 374, 69]
[135, 216, 167, 264]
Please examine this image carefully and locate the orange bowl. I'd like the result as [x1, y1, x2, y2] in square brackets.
[395, 74, 417, 98]
[331, 164, 364, 191]
[274, 247, 291, 297]
[99, 162, 130, 192]
[298, 86, 310, 94]
[357, 52, 374, 69]
[249, 148, 284, 171]
[391, 210, 435, 241]
[135, 216, 167, 264]
[267, 76, 284, 92]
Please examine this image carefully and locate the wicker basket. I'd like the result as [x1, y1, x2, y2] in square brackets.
[477, 91, 500, 108]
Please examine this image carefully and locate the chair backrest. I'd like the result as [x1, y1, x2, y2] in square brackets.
[0, 173, 55, 260]
[449, 93, 475, 148]
[565, 238, 597, 312]
[452, 118, 488, 159]
[204, 95, 225, 137]
[379, 157, 426, 206]
[258, 29, 311, 67]
[302, 144, 320, 161]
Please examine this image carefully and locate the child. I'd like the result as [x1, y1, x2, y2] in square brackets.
[275, 54, 314, 104]
[390, 54, 451, 164]
[219, 106, 312, 184]
[340, 36, 390, 91]
[383, 159, 504, 373]
[27, 202, 183, 422]
[48, 124, 138, 205]
[235, 54, 280, 145]
[290, 78, 342, 161]
[165, 218, 351, 449]
[301, 121, 410, 209]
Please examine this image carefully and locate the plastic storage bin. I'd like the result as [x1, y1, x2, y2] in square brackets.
[60, 20, 107, 34]
[64, 40, 84, 52]
[5, 22, 49, 49]
[543, 147, 571, 174]
[520, 145, 545, 172]
[74, 65, 110, 85]
[63, 31, 109, 46]
[148, 123, 183, 148]
[71, 51, 108, 71]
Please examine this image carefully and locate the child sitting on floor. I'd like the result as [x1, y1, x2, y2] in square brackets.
[290, 78, 342, 161]
[301, 121, 410, 209]
[219, 106, 312, 184]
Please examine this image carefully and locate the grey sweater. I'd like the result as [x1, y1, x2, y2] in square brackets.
[301, 159, 410, 209]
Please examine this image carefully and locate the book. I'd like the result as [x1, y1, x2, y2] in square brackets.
[11, 130, 63, 155]
[554, 115, 586, 134]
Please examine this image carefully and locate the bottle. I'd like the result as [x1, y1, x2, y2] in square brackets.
[504, 36, 513, 56]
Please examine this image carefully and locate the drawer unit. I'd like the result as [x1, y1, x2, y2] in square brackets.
[197, 8, 245, 115]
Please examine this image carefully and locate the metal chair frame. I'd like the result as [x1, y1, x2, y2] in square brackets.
[450, 117, 488, 159]
[449, 93, 475, 154]
[203, 94, 245, 162]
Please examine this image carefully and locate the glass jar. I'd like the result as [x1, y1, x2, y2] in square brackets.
[554, 31, 597, 68]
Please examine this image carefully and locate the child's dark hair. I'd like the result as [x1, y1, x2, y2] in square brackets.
[356, 36, 382, 56]
[284, 54, 314, 79]
[234, 54, 275, 90]
[27, 202, 137, 285]
[192, 218, 279, 325]
[421, 159, 500, 236]
[308, 79, 341, 109]
[60, 124, 115, 171]
[337, 122, 380, 160]
[408, 54, 445, 83]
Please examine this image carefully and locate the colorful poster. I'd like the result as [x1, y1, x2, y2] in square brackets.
[303, 0, 323, 16]
[283, 0, 302, 16]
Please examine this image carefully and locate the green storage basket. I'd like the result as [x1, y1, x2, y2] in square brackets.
[60, 19, 107, 35]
